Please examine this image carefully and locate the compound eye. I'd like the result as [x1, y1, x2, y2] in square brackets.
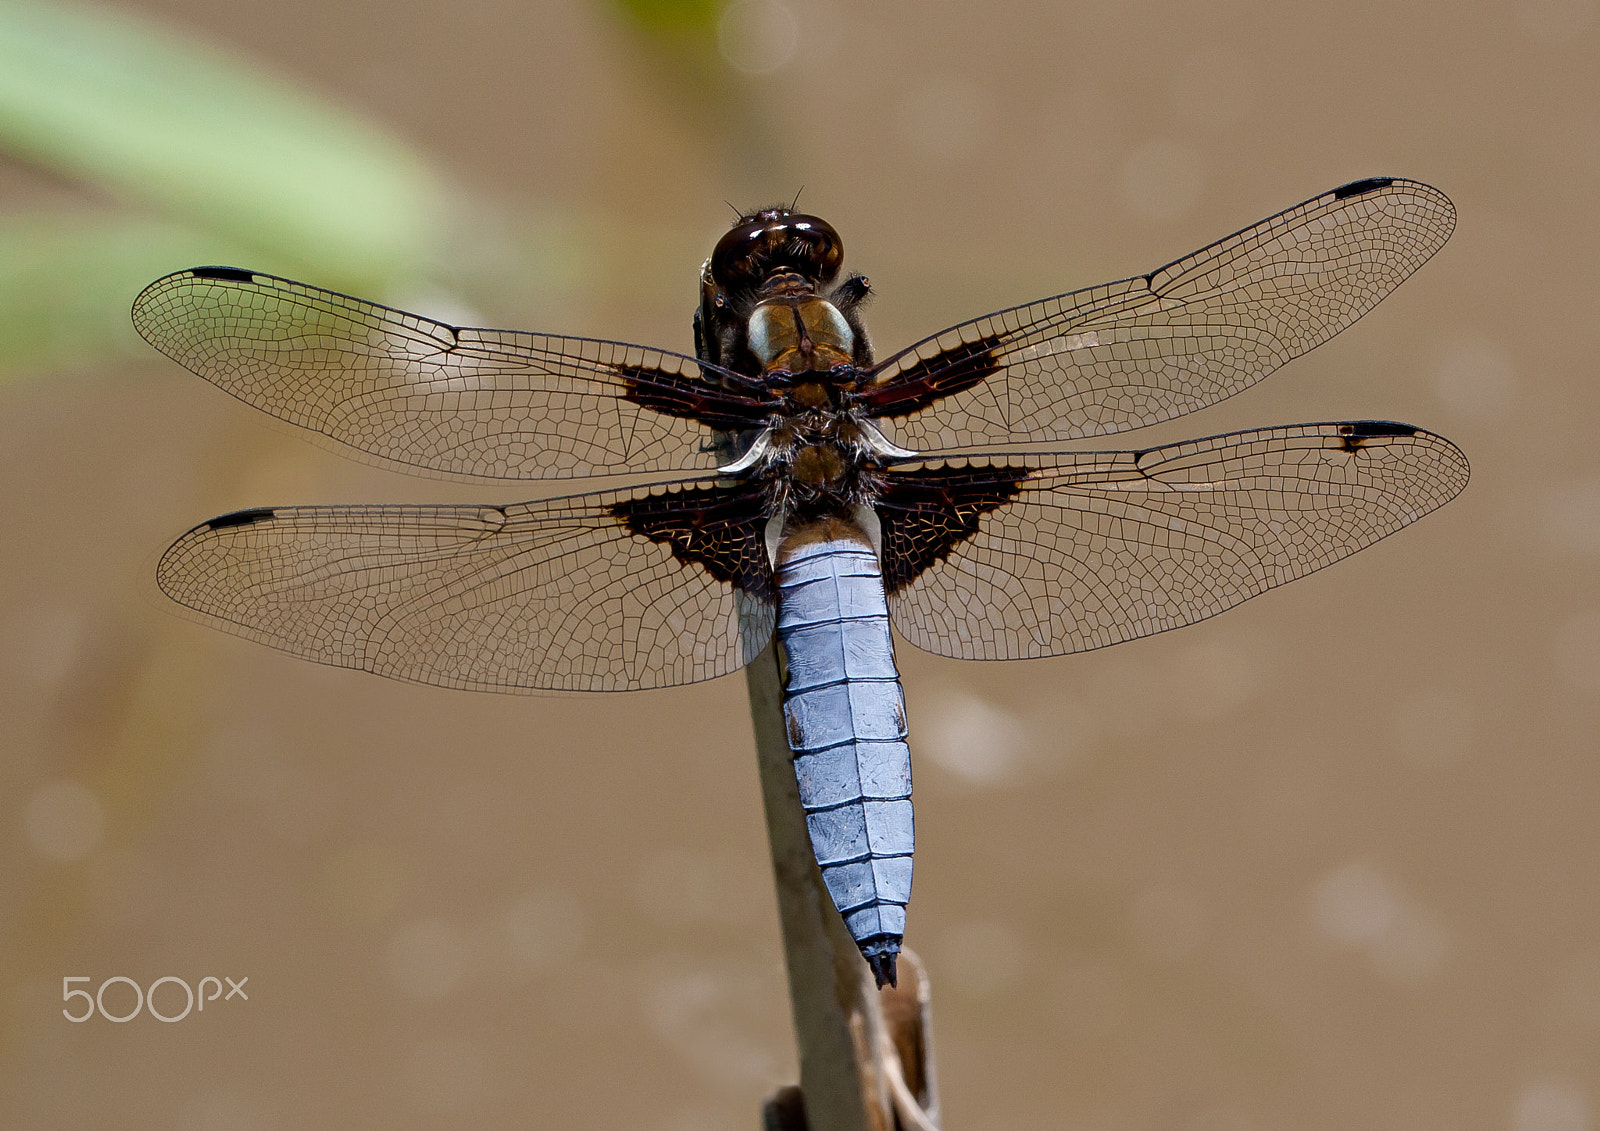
[709, 212, 844, 291]
[787, 216, 844, 285]
[709, 219, 774, 291]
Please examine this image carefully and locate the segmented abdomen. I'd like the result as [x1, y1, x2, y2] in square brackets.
[775, 533, 913, 966]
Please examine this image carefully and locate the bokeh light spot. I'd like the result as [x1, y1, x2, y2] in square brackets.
[717, 0, 798, 75]
[504, 890, 586, 973]
[1309, 860, 1450, 982]
[919, 690, 1028, 786]
[1514, 1079, 1591, 1131]
[1311, 861, 1401, 946]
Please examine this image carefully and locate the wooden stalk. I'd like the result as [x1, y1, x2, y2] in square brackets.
[744, 641, 940, 1131]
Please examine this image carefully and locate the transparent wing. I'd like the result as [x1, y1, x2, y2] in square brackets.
[861, 179, 1456, 449]
[132, 268, 776, 481]
[877, 422, 1469, 659]
[155, 482, 776, 692]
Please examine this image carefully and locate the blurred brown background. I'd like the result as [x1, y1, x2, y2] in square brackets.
[3, 0, 1598, 1128]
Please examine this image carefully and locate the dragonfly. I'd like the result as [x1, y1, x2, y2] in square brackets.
[135, 176, 1468, 989]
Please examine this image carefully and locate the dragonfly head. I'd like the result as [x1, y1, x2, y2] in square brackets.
[698, 210, 860, 376]
[709, 209, 844, 296]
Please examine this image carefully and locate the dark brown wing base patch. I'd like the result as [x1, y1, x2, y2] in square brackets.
[613, 481, 775, 600]
[875, 465, 1031, 594]
[615, 363, 774, 430]
[856, 333, 1004, 418]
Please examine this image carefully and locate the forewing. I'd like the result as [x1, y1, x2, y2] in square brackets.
[861, 179, 1456, 449]
[133, 268, 775, 480]
[156, 481, 776, 692]
[878, 422, 1468, 659]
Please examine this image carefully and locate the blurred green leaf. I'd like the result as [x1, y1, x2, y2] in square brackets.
[607, 0, 721, 36]
[0, 0, 445, 290]
[0, 211, 254, 374]
[598, 0, 778, 176]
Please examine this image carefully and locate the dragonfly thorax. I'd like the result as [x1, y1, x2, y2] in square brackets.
[747, 295, 855, 376]
[791, 443, 850, 489]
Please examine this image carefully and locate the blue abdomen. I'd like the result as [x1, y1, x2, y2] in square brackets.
[775, 525, 913, 985]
